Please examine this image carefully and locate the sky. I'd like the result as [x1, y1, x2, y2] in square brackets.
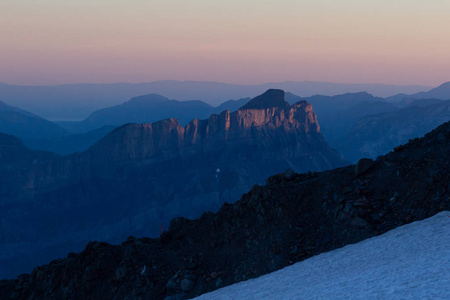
[1, 0, 449, 86]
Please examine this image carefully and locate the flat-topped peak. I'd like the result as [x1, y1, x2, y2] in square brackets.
[240, 89, 289, 110]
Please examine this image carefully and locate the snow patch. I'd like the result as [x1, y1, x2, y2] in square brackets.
[195, 212, 450, 300]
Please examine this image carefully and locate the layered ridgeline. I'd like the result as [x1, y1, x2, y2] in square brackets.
[1, 118, 448, 299]
[337, 100, 450, 161]
[285, 91, 450, 162]
[386, 81, 450, 104]
[0, 80, 430, 120]
[0, 101, 68, 140]
[59, 94, 250, 133]
[0, 89, 347, 279]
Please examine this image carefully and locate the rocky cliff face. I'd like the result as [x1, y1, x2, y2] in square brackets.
[0, 89, 347, 279]
[1, 119, 448, 300]
[83, 93, 321, 163]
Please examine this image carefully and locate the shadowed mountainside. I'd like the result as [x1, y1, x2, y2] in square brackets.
[337, 100, 450, 161]
[285, 91, 450, 162]
[0, 101, 68, 140]
[0, 89, 347, 279]
[22, 126, 116, 155]
[0, 118, 448, 299]
[0, 133, 58, 198]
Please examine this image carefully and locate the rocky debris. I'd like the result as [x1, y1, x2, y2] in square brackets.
[354, 158, 374, 176]
[0, 121, 448, 300]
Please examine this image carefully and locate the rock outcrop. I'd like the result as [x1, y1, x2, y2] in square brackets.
[1, 119, 448, 300]
[0, 89, 347, 279]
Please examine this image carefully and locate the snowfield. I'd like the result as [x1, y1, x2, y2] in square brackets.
[195, 211, 450, 300]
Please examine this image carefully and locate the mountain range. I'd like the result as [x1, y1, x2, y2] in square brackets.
[0, 81, 431, 120]
[0, 89, 347, 279]
[0, 113, 447, 299]
[2, 82, 449, 161]
[386, 81, 450, 104]
[336, 100, 450, 160]
[57, 94, 250, 134]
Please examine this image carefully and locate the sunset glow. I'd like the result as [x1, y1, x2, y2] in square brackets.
[1, 0, 449, 85]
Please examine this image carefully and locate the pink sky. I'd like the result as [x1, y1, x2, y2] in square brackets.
[1, 1, 449, 86]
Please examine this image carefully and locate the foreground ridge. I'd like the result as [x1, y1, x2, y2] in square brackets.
[196, 211, 450, 299]
[0, 121, 449, 299]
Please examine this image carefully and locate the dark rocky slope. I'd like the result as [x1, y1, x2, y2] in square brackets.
[0, 89, 346, 279]
[1, 120, 448, 299]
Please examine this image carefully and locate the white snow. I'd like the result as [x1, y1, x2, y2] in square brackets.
[195, 211, 450, 300]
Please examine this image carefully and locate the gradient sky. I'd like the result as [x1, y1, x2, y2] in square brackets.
[1, 0, 449, 86]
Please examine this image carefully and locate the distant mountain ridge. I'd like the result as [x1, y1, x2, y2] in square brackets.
[408, 81, 450, 100]
[60, 94, 250, 133]
[386, 81, 450, 104]
[336, 100, 450, 160]
[0, 101, 68, 140]
[0, 89, 347, 279]
[0, 80, 431, 120]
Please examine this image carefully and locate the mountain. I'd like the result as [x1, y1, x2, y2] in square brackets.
[22, 126, 116, 155]
[0, 133, 57, 202]
[0, 81, 430, 120]
[0, 101, 68, 140]
[284, 92, 398, 156]
[0, 89, 347, 279]
[337, 101, 450, 161]
[58, 94, 251, 133]
[0, 117, 447, 299]
[409, 81, 450, 100]
[214, 97, 250, 112]
[0, 100, 35, 117]
[196, 211, 450, 299]
[386, 82, 450, 104]
[240, 89, 289, 110]
[286, 90, 449, 162]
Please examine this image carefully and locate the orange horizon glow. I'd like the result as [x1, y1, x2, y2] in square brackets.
[1, 1, 449, 86]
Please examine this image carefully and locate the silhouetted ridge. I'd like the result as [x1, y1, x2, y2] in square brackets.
[240, 89, 289, 110]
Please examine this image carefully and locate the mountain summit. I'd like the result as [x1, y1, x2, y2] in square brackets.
[240, 89, 289, 110]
